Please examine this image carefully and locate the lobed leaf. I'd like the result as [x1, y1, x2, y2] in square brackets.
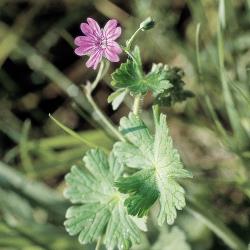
[154, 67, 194, 107]
[64, 149, 142, 250]
[115, 112, 192, 225]
[111, 48, 172, 96]
[108, 88, 128, 111]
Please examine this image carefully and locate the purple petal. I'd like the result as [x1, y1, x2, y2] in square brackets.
[107, 41, 122, 54]
[74, 44, 95, 56]
[103, 19, 118, 36]
[74, 36, 95, 46]
[86, 50, 103, 70]
[106, 27, 121, 41]
[87, 18, 102, 36]
[80, 23, 93, 35]
[74, 47, 86, 56]
[104, 48, 120, 62]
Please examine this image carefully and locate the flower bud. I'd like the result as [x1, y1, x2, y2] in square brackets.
[140, 17, 155, 31]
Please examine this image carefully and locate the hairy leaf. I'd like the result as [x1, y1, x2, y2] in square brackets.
[155, 67, 194, 107]
[114, 112, 192, 225]
[64, 149, 142, 250]
[111, 48, 172, 96]
[108, 88, 128, 110]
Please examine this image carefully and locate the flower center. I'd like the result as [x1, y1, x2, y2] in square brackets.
[99, 37, 108, 49]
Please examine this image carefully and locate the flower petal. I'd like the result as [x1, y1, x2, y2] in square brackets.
[74, 44, 95, 56]
[74, 36, 95, 46]
[103, 19, 118, 36]
[74, 47, 86, 56]
[104, 48, 120, 62]
[106, 26, 121, 41]
[107, 41, 122, 54]
[80, 23, 93, 35]
[87, 18, 102, 36]
[86, 50, 103, 70]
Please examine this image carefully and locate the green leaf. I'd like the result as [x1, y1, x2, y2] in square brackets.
[64, 149, 142, 250]
[111, 48, 172, 96]
[104, 202, 142, 250]
[108, 88, 128, 110]
[155, 67, 194, 107]
[146, 63, 172, 96]
[114, 112, 192, 225]
[117, 169, 159, 217]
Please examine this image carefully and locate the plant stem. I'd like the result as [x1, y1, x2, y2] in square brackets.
[95, 235, 103, 250]
[82, 60, 126, 143]
[91, 61, 105, 92]
[133, 94, 141, 115]
[126, 27, 142, 50]
[152, 104, 160, 123]
[187, 197, 248, 250]
[91, 60, 110, 93]
[85, 91, 125, 142]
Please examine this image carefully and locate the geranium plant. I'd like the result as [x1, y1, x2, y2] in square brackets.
[63, 16, 194, 250]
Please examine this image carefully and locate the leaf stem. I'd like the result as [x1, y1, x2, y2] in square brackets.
[133, 94, 142, 115]
[187, 197, 248, 250]
[95, 235, 103, 250]
[85, 90, 125, 142]
[152, 104, 160, 123]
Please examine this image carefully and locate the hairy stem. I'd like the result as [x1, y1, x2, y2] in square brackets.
[187, 197, 248, 250]
[126, 27, 142, 50]
[83, 61, 126, 143]
[95, 236, 103, 250]
[85, 91, 125, 142]
[152, 104, 160, 123]
[91, 61, 105, 92]
[133, 94, 142, 115]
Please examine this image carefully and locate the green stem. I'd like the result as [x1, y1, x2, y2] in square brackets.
[85, 91, 125, 142]
[91, 61, 105, 92]
[83, 61, 126, 142]
[95, 235, 103, 250]
[152, 104, 160, 123]
[126, 27, 142, 50]
[187, 197, 248, 250]
[133, 94, 142, 115]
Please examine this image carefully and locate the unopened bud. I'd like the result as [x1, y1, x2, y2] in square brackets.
[140, 17, 155, 31]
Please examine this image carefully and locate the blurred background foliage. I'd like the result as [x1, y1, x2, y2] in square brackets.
[0, 0, 250, 249]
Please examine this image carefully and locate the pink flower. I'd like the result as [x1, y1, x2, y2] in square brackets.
[74, 18, 122, 70]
